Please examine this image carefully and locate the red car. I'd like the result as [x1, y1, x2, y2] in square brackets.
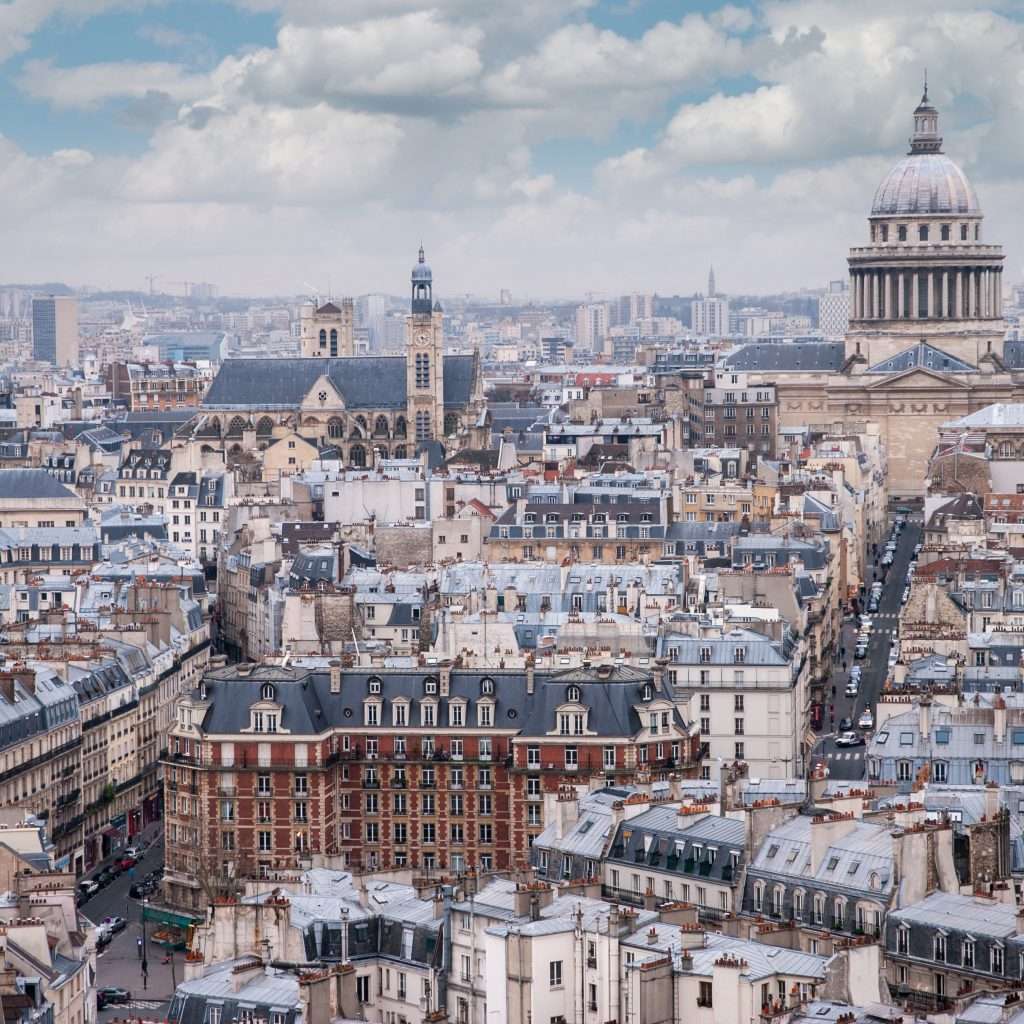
[119, 856, 136, 870]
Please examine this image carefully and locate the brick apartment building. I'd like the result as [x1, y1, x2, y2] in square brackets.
[161, 661, 702, 909]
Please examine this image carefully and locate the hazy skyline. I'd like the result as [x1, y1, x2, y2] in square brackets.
[3, 1, 1024, 298]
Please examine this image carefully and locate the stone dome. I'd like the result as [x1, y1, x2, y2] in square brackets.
[412, 244, 432, 281]
[871, 152, 980, 217]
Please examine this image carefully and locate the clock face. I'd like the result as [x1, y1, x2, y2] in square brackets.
[417, 332, 430, 346]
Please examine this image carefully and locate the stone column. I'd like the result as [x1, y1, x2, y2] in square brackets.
[897, 273, 905, 320]
[997, 270, 1003, 317]
[854, 272, 861, 319]
[872, 272, 880, 319]
[926, 272, 934, 319]
[956, 270, 964, 319]
[982, 270, 990, 318]
[968, 270, 976, 318]
[849, 272, 857, 318]
[911, 272, 919, 319]
[941, 271, 948, 319]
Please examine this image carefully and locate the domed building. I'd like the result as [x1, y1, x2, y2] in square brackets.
[846, 85, 1005, 368]
[724, 87, 1023, 495]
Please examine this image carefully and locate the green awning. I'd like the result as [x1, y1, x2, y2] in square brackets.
[143, 906, 201, 928]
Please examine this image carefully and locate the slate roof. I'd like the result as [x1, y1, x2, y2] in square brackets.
[203, 355, 475, 411]
[723, 342, 845, 373]
[747, 815, 895, 897]
[0, 469, 79, 500]
[194, 664, 680, 741]
[865, 341, 976, 375]
[1004, 340, 1024, 370]
[887, 891, 1018, 938]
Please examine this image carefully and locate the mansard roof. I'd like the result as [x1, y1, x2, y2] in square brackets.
[722, 342, 845, 373]
[202, 355, 475, 411]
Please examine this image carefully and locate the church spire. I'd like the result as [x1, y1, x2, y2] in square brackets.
[909, 76, 942, 155]
[708, 265, 716, 297]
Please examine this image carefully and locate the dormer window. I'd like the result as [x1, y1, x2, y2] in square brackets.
[368, 676, 382, 695]
[642, 683, 653, 701]
[480, 677, 495, 696]
[424, 676, 438, 695]
[365, 702, 380, 727]
[261, 683, 276, 701]
[252, 710, 277, 733]
[524, 513, 536, 524]
[450, 703, 465, 727]
[734, 646, 746, 664]
[566, 685, 581, 703]
[616, 513, 629, 522]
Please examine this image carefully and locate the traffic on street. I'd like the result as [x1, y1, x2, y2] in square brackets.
[812, 504, 923, 781]
[76, 830, 181, 1020]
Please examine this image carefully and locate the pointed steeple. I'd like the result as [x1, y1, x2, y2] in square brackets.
[708, 265, 716, 298]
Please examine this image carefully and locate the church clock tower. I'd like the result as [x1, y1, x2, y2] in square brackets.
[406, 246, 446, 444]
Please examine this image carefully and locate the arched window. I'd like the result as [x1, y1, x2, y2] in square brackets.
[350, 444, 367, 468]
[328, 417, 344, 439]
[318, 328, 327, 349]
[394, 416, 407, 439]
[227, 415, 246, 437]
[918, 225, 929, 241]
[374, 415, 389, 437]
[444, 413, 459, 437]
[351, 415, 368, 439]
[261, 683, 276, 701]
[256, 416, 274, 436]
[480, 677, 495, 695]
[897, 225, 907, 241]
[415, 353, 430, 388]
[393, 445, 407, 459]
[940, 224, 950, 241]
[330, 328, 338, 357]
[416, 411, 432, 441]
[999, 441, 1013, 459]
[566, 685, 580, 703]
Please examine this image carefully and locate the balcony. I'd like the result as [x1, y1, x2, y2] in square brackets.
[600, 884, 644, 908]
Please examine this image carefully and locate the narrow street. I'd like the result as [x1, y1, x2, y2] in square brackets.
[812, 508, 922, 781]
[78, 830, 180, 1020]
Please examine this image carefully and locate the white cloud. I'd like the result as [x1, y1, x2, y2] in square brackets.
[3, 0, 1024, 299]
[18, 58, 209, 109]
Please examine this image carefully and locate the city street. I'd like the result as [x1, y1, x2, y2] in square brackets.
[79, 831, 180, 1020]
[812, 509, 922, 781]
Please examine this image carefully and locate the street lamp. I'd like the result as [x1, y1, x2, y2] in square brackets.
[140, 897, 149, 991]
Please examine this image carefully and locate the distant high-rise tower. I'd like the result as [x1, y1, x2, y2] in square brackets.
[708, 266, 717, 298]
[31, 295, 79, 367]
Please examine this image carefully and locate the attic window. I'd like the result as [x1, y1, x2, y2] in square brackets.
[578, 820, 594, 835]
[767, 844, 779, 859]
[480, 677, 495, 696]
[567, 685, 581, 703]
[786, 849, 799, 864]
[260, 683, 276, 701]
[847, 861, 860, 875]
[368, 676, 382, 695]
[424, 676, 438, 694]
[826, 857, 839, 871]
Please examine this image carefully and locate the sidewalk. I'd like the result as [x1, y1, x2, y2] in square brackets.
[86, 821, 163, 882]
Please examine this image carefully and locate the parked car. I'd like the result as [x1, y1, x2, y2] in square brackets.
[855, 645, 868, 659]
[118, 856, 137, 870]
[836, 731, 865, 747]
[78, 880, 99, 897]
[123, 846, 140, 859]
[103, 916, 127, 933]
[96, 869, 115, 887]
[839, 717, 853, 732]
[858, 709, 874, 730]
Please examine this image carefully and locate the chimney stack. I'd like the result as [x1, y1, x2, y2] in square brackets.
[329, 660, 341, 694]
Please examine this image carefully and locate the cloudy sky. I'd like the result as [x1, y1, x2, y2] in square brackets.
[2, 0, 1024, 299]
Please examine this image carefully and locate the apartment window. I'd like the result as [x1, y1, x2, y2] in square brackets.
[992, 944, 1004, 974]
[734, 718, 744, 735]
[700, 694, 710, 712]
[549, 961, 563, 988]
[356, 976, 370, 1003]
[963, 939, 975, 968]
[698, 981, 713, 1008]
[934, 934, 947, 962]
[257, 774, 271, 795]
[527, 746, 540, 768]
[258, 830, 272, 851]
[734, 695, 744, 711]
[603, 746, 616, 769]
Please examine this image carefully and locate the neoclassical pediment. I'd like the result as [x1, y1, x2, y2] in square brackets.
[863, 366, 972, 391]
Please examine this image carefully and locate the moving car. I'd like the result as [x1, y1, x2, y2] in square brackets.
[78, 880, 99, 897]
[902, 587, 910, 604]
[103, 916, 127, 933]
[855, 644, 868, 659]
[845, 682, 859, 698]
[119, 856, 137, 870]
[858, 709, 874, 730]
[839, 717, 853, 732]
[98, 988, 131, 1008]
[835, 731, 865, 747]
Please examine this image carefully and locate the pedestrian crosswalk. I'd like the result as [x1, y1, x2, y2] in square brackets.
[122, 1001, 165, 1011]
[826, 751, 863, 760]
